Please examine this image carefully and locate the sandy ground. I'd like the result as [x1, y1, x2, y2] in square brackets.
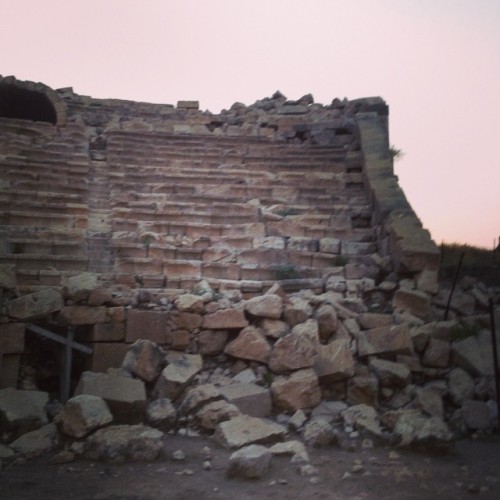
[1, 434, 500, 500]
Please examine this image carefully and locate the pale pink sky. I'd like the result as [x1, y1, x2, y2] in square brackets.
[1, 0, 499, 248]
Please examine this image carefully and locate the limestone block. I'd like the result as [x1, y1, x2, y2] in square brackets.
[0, 388, 49, 437]
[126, 310, 169, 343]
[227, 445, 272, 478]
[259, 318, 289, 339]
[224, 326, 271, 364]
[462, 400, 492, 430]
[196, 400, 241, 431]
[314, 304, 338, 340]
[90, 342, 130, 373]
[178, 384, 221, 415]
[357, 324, 413, 357]
[271, 368, 321, 412]
[65, 272, 98, 302]
[58, 306, 107, 325]
[415, 387, 444, 419]
[245, 294, 283, 320]
[121, 339, 164, 382]
[0, 323, 25, 353]
[393, 289, 431, 320]
[447, 367, 474, 405]
[146, 398, 177, 431]
[56, 394, 113, 438]
[319, 238, 341, 254]
[85, 424, 164, 463]
[75, 371, 147, 423]
[347, 373, 379, 407]
[369, 358, 410, 388]
[86, 321, 125, 342]
[88, 287, 114, 306]
[219, 383, 272, 418]
[357, 313, 392, 330]
[214, 415, 286, 449]
[154, 352, 203, 401]
[314, 339, 355, 382]
[342, 404, 382, 437]
[282, 298, 313, 327]
[177, 100, 199, 109]
[196, 329, 228, 355]
[253, 236, 286, 249]
[170, 311, 203, 332]
[202, 308, 249, 330]
[175, 293, 204, 314]
[422, 338, 450, 368]
[10, 423, 59, 458]
[393, 413, 453, 449]
[287, 237, 318, 252]
[417, 269, 439, 294]
[303, 417, 337, 447]
[0, 264, 16, 289]
[7, 289, 64, 320]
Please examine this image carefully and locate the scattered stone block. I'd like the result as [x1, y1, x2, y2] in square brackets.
[314, 304, 338, 340]
[303, 417, 337, 447]
[259, 318, 289, 339]
[214, 415, 286, 449]
[314, 339, 355, 382]
[224, 326, 271, 363]
[178, 384, 221, 415]
[10, 423, 59, 458]
[357, 324, 413, 357]
[342, 404, 382, 437]
[65, 272, 98, 302]
[448, 367, 474, 405]
[369, 358, 410, 388]
[219, 383, 272, 418]
[415, 387, 444, 419]
[244, 294, 282, 319]
[462, 400, 492, 430]
[393, 413, 453, 450]
[196, 400, 241, 431]
[282, 298, 312, 327]
[358, 313, 392, 330]
[146, 398, 177, 431]
[121, 339, 164, 382]
[58, 306, 107, 325]
[175, 293, 204, 314]
[393, 289, 431, 320]
[126, 310, 169, 343]
[347, 372, 379, 407]
[7, 289, 64, 320]
[0, 264, 16, 289]
[202, 309, 249, 330]
[56, 394, 113, 438]
[227, 444, 272, 478]
[271, 368, 321, 412]
[196, 329, 228, 355]
[0, 323, 25, 353]
[422, 338, 450, 368]
[90, 342, 130, 373]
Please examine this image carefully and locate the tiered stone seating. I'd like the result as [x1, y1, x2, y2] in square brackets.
[106, 130, 375, 291]
[0, 118, 90, 287]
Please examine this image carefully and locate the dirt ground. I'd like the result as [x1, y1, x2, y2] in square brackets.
[1, 434, 499, 500]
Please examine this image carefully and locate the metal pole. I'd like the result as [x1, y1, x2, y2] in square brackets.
[444, 251, 465, 321]
[488, 298, 500, 430]
[60, 327, 74, 404]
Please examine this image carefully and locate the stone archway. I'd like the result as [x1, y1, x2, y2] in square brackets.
[0, 76, 66, 125]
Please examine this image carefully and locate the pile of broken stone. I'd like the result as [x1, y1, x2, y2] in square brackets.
[1, 273, 499, 478]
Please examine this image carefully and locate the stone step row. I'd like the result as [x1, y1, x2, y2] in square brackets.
[0, 199, 88, 216]
[0, 210, 87, 229]
[2, 253, 88, 271]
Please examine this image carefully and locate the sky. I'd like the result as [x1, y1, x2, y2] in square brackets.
[1, 0, 499, 249]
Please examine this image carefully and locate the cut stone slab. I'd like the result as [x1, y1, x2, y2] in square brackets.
[244, 294, 283, 319]
[214, 415, 286, 449]
[85, 424, 164, 463]
[227, 444, 272, 479]
[368, 358, 410, 388]
[121, 339, 164, 382]
[10, 423, 59, 458]
[7, 289, 64, 320]
[55, 394, 113, 438]
[202, 309, 249, 330]
[224, 326, 271, 364]
[0, 388, 49, 438]
[357, 324, 413, 357]
[314, 339, 355, 382]
[219, 383, 272, 418]
[154, 353, 203, 401]
[271, 368, 321, 412]
[75, 371, 146, 423]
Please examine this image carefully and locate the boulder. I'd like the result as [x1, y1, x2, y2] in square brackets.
[451, 335, 490, 376]
[368, 358, 410, 388]
[227, 444, 272, 478]
[224, 326, 271, 363]
[314, 339, 355, 381]
[121, 339, 164, 382]
[342, 404, 382, 437]
[10, 423, 59, 458]
[196, 400, 241, 431]
[357, 324, 413, 357]
[85, 425, 164, 463]
[145, 398, 177, 431]
[303, 417, 337, 447]
[7, 289, 64, 320]
[56, 394, 113, 438]
[393, 288, 431, 319]
[196, 329, 228, 356]
[271, 368, 321, 412]
[347, 371, 379, 407]
[178, 384, 221, 415]
[448, 368, 474, 405]
[219, 383, 272, 418]
[244, 294, 283, 319]
[202, 309, 249, 330]
[393, 413, 453, 450]
[282, 298, 312, 327]
[214, 415, 286, 449]
[415, 387, 444, 419]
[259, 319, 289, 339]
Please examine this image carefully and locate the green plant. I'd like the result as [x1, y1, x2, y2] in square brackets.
[389, 145, 404, 162]
[449, 322, 482, 342]
[141, 234, 155, 257]
[272, 264, 301, 280]
[334, 255, 348, 266]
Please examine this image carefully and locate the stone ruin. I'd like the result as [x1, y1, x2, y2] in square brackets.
[0, 76, 499, 466]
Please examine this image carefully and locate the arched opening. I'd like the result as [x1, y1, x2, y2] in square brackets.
[0, 82, 57, 124]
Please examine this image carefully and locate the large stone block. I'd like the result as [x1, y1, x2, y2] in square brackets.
[224, 326, 271, 364]
[393, 289, 431, 320]
[0, 264, 16, 289]
[202, 308, 249, 330]
[126, 310, 169, 343]
[271, 368, 321, 412]
[7, 289, 64, 320]
[219, 383, 272, 418]
[58, 306, 107, 325]
[314, 339, 355, 382]
[357, 324, 413, 357]
[65, 272, 98, 302]
[90, 342, 130, 373]
[244, 294, 283, 319]
[0, 323, 25, 353]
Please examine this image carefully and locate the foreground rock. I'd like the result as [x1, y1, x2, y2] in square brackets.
[227, 444, 272, 478]
[10, 423, 59, 458]
[393, 412, 453, 450]
[84, 425, 164, 463]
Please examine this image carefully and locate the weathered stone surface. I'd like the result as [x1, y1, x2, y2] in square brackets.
[202, 309, 249, 330]
[369, 358, 410, 388]
[393, 289, 431, 319]
[347, 372, 379, 406]
[270, 440, 307, 457]
[282, 298, 312, 327]
[56, 395, 113, 438]
[448, 367, 475, 405]
[178, 384, 221, 415]
[271, 368, 321, 412]
[65, 272, 98, 302]
[196, 400, 241, 431]
[314, 304, 338, 340]
[393, 413, 453, 449]
[319, 238, 341, 254]
[224, 326, 271, 363]
[88, 287, 113, 306]
[175, 293, 204, 314]
[219, 383, 272, 418]
[422, 338, 450, 368]
[303, 417, 337, 447]
[122, 339, 164, 382]
[357, 324, 413, 357]
[126, 310, 169, 343]
[462, 400, 492, 430]
[145, 398, 177, 431]
[214, 415, 286, 449]
[244, 294, 282, 319]
[154, 353, 203, 401]
[415, 388, 444, 419]
[0, 388, 49, 437]
[358, 313, 392, 330]
[85, 424, 164, 463]
[196, 329, 228, 355]
[10, 423, 59, 457]
[259, 318, 289, 339]
[314, 339, 355, 381]
[311, 401, 348, 422]
[451, 335, 489, 376]
[0, 323, 25, 353]
[75, 371, 147, 422]
[7, 289, 64, 320]
[342, 404, 382, 437]
[0, 264, 16, 289]
[58, 306, 107, 325]
[227, 444, 272, 478]
[269, 321, 319, 373]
